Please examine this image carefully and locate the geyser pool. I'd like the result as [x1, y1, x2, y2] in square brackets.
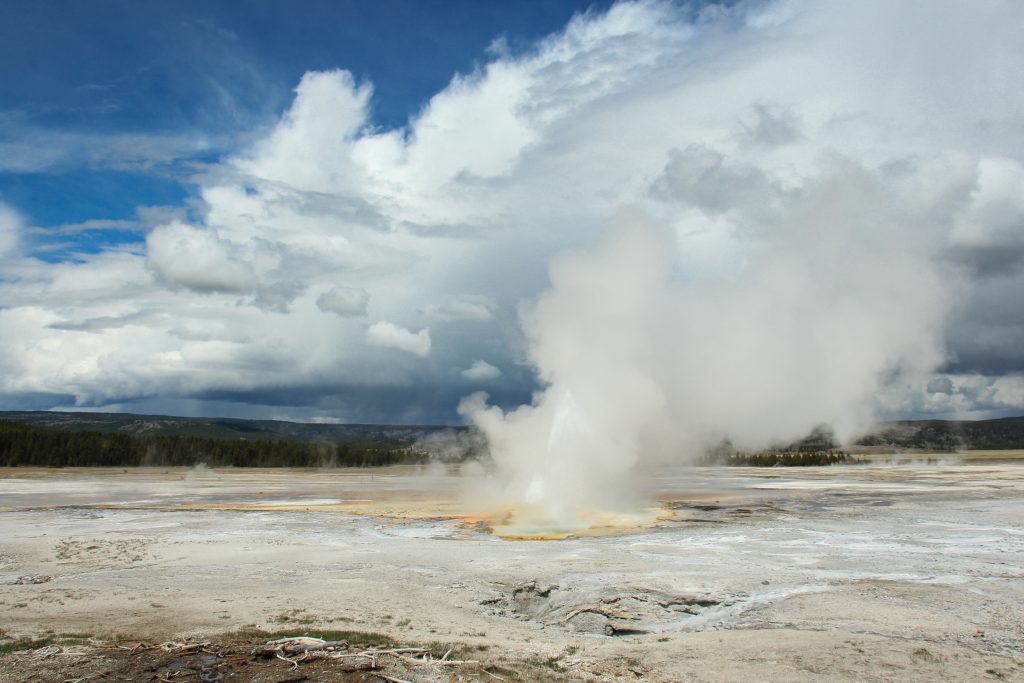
[482, 504, 666, 540]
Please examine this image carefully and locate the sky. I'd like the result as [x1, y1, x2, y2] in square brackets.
[0, 0, 1022, 428]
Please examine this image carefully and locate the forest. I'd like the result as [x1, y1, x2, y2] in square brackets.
[3, 411, 1023, 468]
[0, 420, 424, 468]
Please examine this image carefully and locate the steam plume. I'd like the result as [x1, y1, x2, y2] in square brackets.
[461, 162, 953, 528]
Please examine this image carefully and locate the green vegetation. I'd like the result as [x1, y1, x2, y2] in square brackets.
[4, 410, 1023, 469]
[0, 637, 57, 654]
[0, 410, 456, 445]
[0, 420, 426, 468]
[700, 427, 854, 466]
[541, 654, 565, 671]
[702, 450, 854, 467]
[0, 633, 94, 654]
[272, 609, 319, 625]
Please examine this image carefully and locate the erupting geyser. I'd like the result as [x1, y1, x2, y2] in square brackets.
[462, 187, 951, 536]
[464, 386, 661, 538]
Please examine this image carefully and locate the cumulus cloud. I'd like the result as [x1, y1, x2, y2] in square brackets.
[366, 321, 431, 357]
[461, 360, 501, 381]
[146, 221, 257, 293]
[0, 0, 1020, 429]
[880, 373, 1024, 420]
[316, 287, 370, 317]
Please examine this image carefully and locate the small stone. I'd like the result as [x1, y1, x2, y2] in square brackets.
[12, 575, 52, 585]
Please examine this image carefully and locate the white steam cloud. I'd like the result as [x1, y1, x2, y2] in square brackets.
[461, 162, 953, 527]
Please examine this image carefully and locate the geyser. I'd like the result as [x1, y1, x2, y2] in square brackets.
[463, 164, 953, 535]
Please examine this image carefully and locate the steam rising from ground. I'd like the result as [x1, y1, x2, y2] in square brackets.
[461, 165, 952, 529]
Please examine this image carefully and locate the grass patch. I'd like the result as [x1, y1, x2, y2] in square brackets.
[0, 633, 93, 654]
[271, 609, 317, 625]
[0, 638, 56, 654]
[538, 654, 565, 672]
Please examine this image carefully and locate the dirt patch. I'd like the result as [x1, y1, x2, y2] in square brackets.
[54, 537, 153, 566]
[4, 464, 1024, 681]
[0, 631, 517, 683]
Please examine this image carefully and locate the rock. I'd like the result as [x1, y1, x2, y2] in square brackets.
[12, 575, 52, 585]
[567, 610, 613, 635]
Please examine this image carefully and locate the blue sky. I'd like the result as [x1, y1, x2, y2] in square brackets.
[0, 0, 610, 249]
[0, 1, 1022, 432]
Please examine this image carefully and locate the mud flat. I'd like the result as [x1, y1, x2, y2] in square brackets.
[1, 457, 1023, 681]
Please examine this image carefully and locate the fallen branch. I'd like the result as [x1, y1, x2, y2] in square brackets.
[113, 642, 145, 653]
[374, 675, 413, 683]
[275, 652, 300, 669]
[360, 648, 429, 655]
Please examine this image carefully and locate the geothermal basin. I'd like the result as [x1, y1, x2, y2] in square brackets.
[1, 455, 1023, 681]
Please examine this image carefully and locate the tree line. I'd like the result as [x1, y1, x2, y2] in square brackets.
[699, 450, 853, 467]
[698, 430, 854, 466]
[0, 420, 426, 468]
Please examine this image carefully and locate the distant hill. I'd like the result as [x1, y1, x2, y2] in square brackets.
[854, 416, 1024, 451]
[0, 411, 460, 444]
[0, 411, 469, 468]
[1, 411, 1022, 470]
[2, 411, 1023, 450]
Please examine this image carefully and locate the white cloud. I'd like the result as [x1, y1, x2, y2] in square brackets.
[0, 128, 221, 174]
[0, 202, 22, 258]
[237, 70, 372, 194]
[317, 287, 370, 317]
[948, 157, 1024, 256]
[0, 0, 1021, 426]
[146, 221, 257, 293]
[461, 360, 501, 381]
[366, 321, 431, 357]
[878, 373, 1024, 420]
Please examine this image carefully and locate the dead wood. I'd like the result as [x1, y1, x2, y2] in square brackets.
[374, 675, 413, 683]
[157, 641, 210, 653]
[251, 636, 348, 657]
